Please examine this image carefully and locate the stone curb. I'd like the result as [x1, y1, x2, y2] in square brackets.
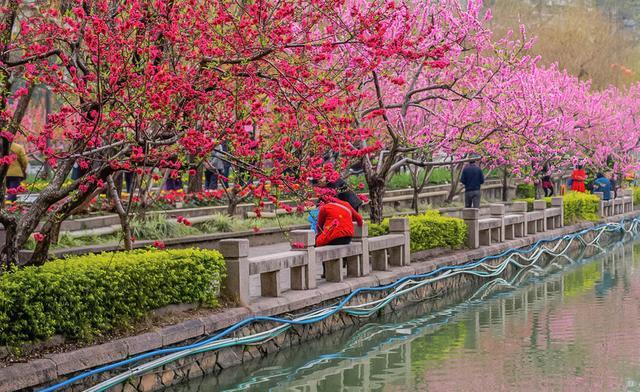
[2, 210, 637, 391]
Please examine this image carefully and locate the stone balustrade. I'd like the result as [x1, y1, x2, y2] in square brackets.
[623, 189, 634, 213]
[504, 201, 527, 240]
[220, 218, 411, 304]
[222, 191, 635, 302]
[594, 190, 634, 218]
[545, 197, 564, 230]
[463, 197, 564, 249]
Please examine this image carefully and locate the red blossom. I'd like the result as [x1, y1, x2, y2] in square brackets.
[152, 240, 166, 250]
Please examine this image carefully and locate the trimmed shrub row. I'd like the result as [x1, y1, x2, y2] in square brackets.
[369, 210, 467, 251]
[0, 248, 225, 346]
[515, 191, 600, 224]
[516, 183, 536, 199]
[633, 187, 640, 207]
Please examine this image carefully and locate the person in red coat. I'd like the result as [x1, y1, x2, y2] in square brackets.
[316, 198, 363, 247]
[570, 165, 587, 193]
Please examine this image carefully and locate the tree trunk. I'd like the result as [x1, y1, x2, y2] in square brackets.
[446, 163, 463, 203]
[107, 175, 132, 250]
[408, 166, 420, 215]
[41, 87, 53, 179]
[1, 222, 17, 270]
[411, 190, 419, 215]
[368, 178, 386, 224]
[188, 162, 203, 193]
[502, 168, 509, 202]
[28, 220, 61, 266]
[226, 194, 239, 217]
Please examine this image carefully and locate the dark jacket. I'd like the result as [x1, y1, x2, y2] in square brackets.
[328, 178, 363, 211]
[460, 163, 485, 192]
[593, 176, 613, 201]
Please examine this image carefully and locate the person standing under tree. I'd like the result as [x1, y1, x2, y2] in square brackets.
[609, 172, 618, 199]
[541, 166, 554, 197]
[204, 146, 226, 190]
[570, 165, 587, 192]
[6, 142, 28, 202]
[460, 159, 484, 208]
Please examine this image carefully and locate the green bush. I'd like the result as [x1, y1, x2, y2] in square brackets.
[197, 213, 234, 233]
[515, 192, 599, 224]
[633, 187, 640, 206]
[429, 167, 452, 185]
[562, 192, 600, 224]
[368, 210, 466, 251]
[130, 214, 200, 240]
[368, 221, 389, 237]
[0, 248, 225, 346]
[516, 183, 536, 199]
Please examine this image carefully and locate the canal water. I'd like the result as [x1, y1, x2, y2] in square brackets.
[171, 235, 640, 392]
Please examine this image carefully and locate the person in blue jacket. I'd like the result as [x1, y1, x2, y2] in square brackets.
[593, 173, 613, 201]
[460, 159, 485, 208]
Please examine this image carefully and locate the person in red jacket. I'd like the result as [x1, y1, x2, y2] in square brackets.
[570, 165, 587, 193]
[316, 198, 363, 247]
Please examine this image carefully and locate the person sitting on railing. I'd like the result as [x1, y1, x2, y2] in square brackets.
[316, 196, 363, 247]
[593, 173, 613, 201]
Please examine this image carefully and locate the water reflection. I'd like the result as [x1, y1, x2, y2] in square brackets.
[170, 236, 640, 392]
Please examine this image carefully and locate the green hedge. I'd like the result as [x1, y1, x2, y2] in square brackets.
[0, 248, 225, 346]
[562, 192, 600, 224]
[516, 183, 536, 199]
[515, 192, 599, 224]
[369, 210, 466, 252]
[633, 187, 640, 206]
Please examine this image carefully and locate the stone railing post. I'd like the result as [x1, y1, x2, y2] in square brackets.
[462, 208, 480, 249]
[593, 191, 604, 217]
[551, 196, 564, 228]
[490, 203, 505, 242]
[510, 201, 527, 214]
[389, 218, 410, 266]
[350, 222, 370, 276]
[625, 189, 634, 212]
[533, 200, 547, 232]
[510, 201, 528, 237]
[289, 230, 317, 290]
[219, 239, 250, 306]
